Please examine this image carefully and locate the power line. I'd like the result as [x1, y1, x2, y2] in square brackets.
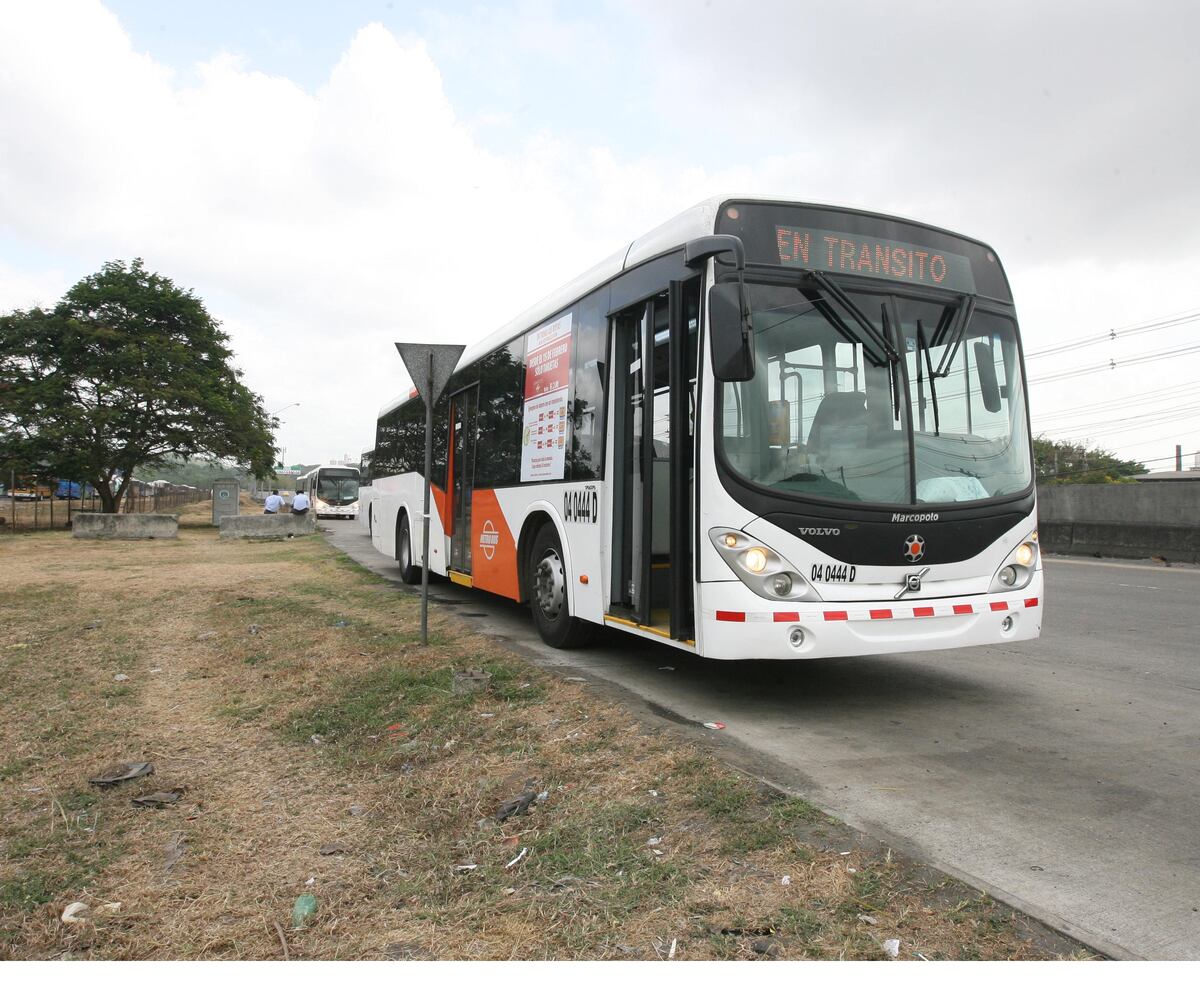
[1032, 381, 1200, 424]
[1027, 342, 1200, 385]
[1025, 307, 1200, 360]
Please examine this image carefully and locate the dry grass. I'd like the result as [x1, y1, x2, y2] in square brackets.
[0, 502, 1096, 961]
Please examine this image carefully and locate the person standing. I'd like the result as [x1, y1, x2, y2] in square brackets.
[264, 489, 284, 514]
[290, 489, 310, 515]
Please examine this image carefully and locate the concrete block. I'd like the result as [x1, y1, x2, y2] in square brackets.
[72, 513, 179, 540]
[219, 513, 317, 539]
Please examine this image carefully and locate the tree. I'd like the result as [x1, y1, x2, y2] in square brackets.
[1033, 436, 1145, 485]
[0, 259, 276, 512]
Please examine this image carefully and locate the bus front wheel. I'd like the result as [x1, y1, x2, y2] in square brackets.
[396, 513, 421, 585]
[528, 523, 593, 649]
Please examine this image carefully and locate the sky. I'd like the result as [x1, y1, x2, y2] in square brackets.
[1, 0, 1198, 472]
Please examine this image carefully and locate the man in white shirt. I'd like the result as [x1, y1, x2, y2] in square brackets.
[264, 489, 284, 514]
[291, 490, 311, 515]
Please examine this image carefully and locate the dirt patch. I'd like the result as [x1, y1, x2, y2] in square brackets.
[0, 509, 1096, 960]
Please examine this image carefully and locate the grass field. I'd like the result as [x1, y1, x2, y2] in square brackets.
[0, 502, 1094, 960]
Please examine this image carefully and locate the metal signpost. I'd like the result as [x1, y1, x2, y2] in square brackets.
[395, 342, 465, 645]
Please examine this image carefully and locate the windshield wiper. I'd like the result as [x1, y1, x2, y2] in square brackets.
[931, 294, 976, 379]
[915, 318, 940, 436]
[802, 271, 900, 367]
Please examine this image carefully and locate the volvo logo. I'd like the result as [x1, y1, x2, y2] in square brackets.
[903, 534, 926, 562]
[895, 566, 930, 600]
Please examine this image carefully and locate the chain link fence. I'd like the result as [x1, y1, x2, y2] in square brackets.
[0, 487, 209, 533]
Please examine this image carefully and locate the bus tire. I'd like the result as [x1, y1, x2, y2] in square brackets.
[396, 513, 421, 585]
[528, 523, 593, 649]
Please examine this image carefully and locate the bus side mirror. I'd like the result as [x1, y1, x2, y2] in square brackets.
[709, 281, 755, 382]
[973, 341, 1002, 412]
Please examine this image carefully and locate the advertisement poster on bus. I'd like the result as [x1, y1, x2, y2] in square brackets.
[520, 312, 572, 482]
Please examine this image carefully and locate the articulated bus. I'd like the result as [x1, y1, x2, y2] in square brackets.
[296, 464, 361, 520]
[369, 196, 1040, 659]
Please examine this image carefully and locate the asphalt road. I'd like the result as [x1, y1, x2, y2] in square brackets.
[323, 523, 1199, 960]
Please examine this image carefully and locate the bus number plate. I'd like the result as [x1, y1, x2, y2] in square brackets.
[812, 564, 856, 583]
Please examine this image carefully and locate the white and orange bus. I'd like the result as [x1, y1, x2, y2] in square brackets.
[368, 196, 1041, 658]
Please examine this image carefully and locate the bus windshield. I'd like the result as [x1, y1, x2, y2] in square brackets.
[317, 470, 360, 505]
[719, 280, 1031, 506]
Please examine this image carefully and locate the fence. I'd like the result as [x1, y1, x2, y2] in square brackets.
[0, 487, 210, 533]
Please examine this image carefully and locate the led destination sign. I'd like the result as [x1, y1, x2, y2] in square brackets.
[775, 225, 977, 294]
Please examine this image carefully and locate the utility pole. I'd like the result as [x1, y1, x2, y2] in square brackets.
[1176, 444, 1183, 471]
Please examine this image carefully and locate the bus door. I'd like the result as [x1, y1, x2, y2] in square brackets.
[610, 280, 699, 640]
[448, 383, 479, 574]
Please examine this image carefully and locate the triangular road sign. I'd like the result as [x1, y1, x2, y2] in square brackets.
[394, 342, 466, 406]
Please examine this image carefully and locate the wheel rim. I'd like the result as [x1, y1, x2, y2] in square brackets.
[534, 548, 566, 620]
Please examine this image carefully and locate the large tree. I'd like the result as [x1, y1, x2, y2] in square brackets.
[1033, 436, 1145, 484]
[0, 259, 276, 512]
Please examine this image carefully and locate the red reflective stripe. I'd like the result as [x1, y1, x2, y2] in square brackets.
[1024, 597, 1039, 608]
[773, 612, 800, 622]
[823, 611, 849, 622]
[869, 609, 893, 620]
[953, 604, 973, 615]
[913, 606, 935, 618]
[715, 610, 745, 622]
[990, 601, 1009, 612]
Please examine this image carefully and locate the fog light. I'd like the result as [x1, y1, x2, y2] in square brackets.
[772, 573, 793, 596]
[789, 628, 805, 647]
[1001, 615, 1014, 632]
[744, 547, 768, 573]
[1015, 542, 1036, 567]
[998, 565, 1017, 587]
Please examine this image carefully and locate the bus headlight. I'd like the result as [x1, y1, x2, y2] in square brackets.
[708, 528, 819, 602]
[990, 534, 1039, 593]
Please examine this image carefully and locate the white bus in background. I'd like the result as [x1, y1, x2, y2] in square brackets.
[296, 464, 361, 521]
[356, 449, 378, 535]
[367, 196, 1041, 659]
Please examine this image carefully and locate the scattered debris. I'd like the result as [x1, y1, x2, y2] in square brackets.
[668, 938, 678, 960]
[84, 621, 102, 630]
[455, 863, 478, 872]
[61, 902, 90, 924]
[248, 624, 262, 635]
[113, 673, 131, 682]
[305, 877, 316, 886]
[164, 835, 187, 872]
[332, 619, 350, 628]
[291, 894, 318, 928]
[273, 920, 290, 961]
[89, 761, 154, 786]
[318, 843, 346, 856]
[132, 788, 185, 809]
[648, 789, 659, 797]
[781, 875, 791, 886]
[751, 938, 779, 957]
[495, 783, 540, 821]
[196, 631, 217, 641]
[536, 790, 550, 803]
[149, 667, 163, 674]
[647, 836, 663, 847]
[702, 721, 726, 731]
[505, 847, 528, 869]
[452, 668, 492, 695]
[479, 712, 495, 719]
[882, 938, 901, 959]
[563, 676, 588, 683]
[847, 867, 857, 874]
[857, 913, 878, 926]
[310, 735, 324, 745]
[348, 804, 366, 817]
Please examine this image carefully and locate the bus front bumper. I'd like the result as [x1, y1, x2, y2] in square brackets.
[697, 573, 1044, 660]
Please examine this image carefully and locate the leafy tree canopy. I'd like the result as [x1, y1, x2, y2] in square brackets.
[0, 259, 276, 511]
[1033, 435, 1145, 485]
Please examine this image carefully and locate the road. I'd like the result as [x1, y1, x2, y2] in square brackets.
[323, 523, 1199, 960]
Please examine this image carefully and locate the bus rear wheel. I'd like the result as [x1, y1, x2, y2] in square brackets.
[528, 523, 593, 649]
[396, 513, 420, 585]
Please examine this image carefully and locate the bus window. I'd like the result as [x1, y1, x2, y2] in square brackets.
[569, 295, 608, 481]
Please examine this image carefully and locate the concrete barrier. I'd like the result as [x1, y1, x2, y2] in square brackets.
[72, 513, 179, 540]
[1037, 483, 1200, 562]
[219, 513, 317, 539]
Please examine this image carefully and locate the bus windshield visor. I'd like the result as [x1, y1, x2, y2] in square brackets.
[718, 282, 1032, 506]
[317, 471, 360, 505]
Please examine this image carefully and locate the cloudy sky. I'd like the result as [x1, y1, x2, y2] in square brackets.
[2, 0, 1198, 471]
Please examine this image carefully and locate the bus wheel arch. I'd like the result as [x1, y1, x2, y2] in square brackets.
[520, 512, 592, 649]
[395, 507, 420, 585]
